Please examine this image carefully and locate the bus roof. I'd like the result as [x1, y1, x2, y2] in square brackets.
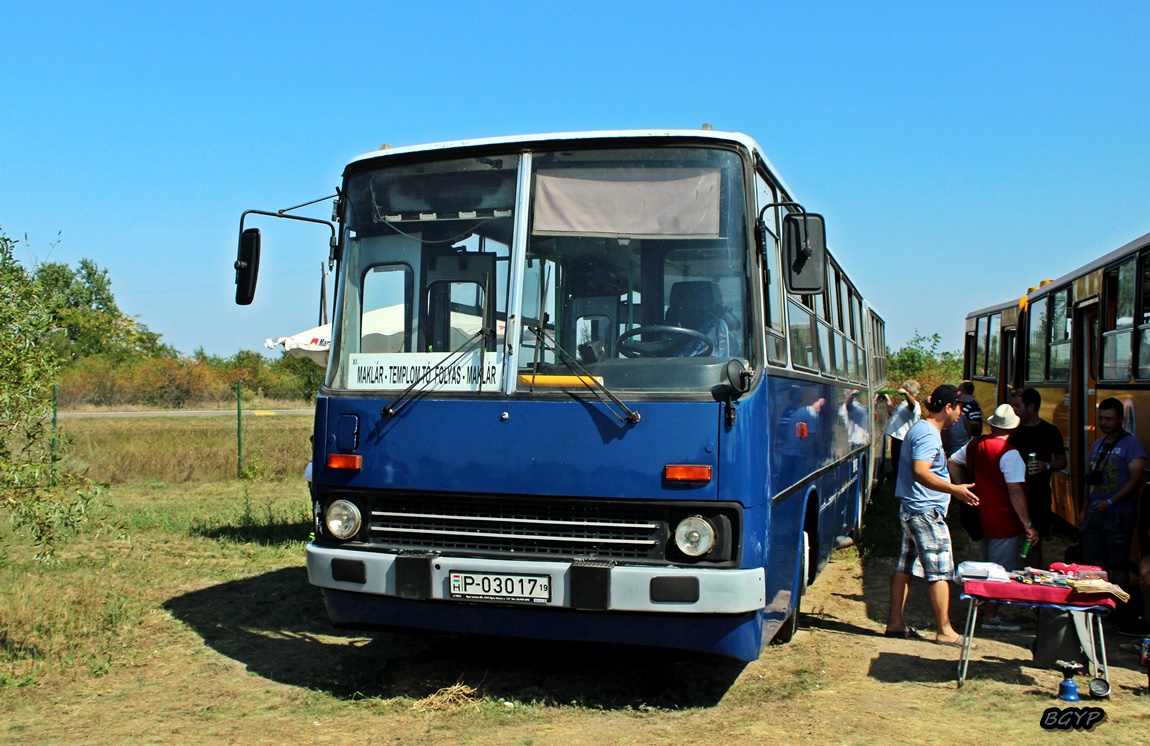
[1028, 228, 1150, 302]
[345, 129, 794, 197]
[965, 296, 1025, 321]
[341, 128, 880, 318]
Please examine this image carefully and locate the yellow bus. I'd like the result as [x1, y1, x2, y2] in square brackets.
[964, 229, 1150, 528]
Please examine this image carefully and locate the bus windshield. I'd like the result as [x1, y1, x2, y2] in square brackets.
[328, 146, 751, 394]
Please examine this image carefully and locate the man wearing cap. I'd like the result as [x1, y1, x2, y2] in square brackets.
[942, 381, 983, 457]
[885, 384, 979, 646]
[949, 403, 1039, 630]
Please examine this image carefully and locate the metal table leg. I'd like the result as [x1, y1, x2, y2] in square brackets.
[957, 598, 980, 687]
[1071, 608, 1111, 697]
[1092, 612, 1109, 687]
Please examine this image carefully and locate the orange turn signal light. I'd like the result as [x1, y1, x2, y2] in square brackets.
[327, 453, 363, 470]
[664, 464, 712, 483]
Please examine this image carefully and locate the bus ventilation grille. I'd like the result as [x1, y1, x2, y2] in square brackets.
[367, 494, 665, 560]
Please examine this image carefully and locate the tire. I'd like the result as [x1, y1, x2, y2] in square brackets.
[772, 530, 810, 645]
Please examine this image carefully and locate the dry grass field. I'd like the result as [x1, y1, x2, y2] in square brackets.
[58, 414, 313, 483]
[3, 416, 1149, 744]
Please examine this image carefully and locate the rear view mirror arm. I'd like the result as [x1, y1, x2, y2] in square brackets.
[758, 200, 814, 253]
[234, 198, 338, 306]
[239, 205, 338, 265]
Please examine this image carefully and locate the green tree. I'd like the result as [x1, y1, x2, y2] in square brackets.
[270, 351, 326, 400]
[35, 258, 175, 364]
[888, 331, 963, 392]
[0, 229, 97, 558]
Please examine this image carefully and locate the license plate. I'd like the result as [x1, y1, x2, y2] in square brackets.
[448, 571, 551, 604]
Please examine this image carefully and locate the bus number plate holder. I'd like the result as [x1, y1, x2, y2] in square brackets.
[448, 571, 551, 604]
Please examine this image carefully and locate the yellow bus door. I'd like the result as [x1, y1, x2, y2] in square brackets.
[1067, 302, 1098, 524]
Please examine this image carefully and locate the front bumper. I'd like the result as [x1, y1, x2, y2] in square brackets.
[306, 544, 765, 614]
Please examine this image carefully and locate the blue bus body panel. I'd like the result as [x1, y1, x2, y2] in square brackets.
[313, 396, 722, 502]
[309, 372, 872, 659]
[756, 376, 870, 631]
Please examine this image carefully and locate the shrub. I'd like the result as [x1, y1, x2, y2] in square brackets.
[0, 229, 97, 557]
[887, 331, 963, 392]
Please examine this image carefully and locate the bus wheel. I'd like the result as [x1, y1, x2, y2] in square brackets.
[772, 530, 810, 645]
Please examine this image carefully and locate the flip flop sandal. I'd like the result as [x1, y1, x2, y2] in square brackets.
[935, 635, 977, 649]
[883, 626, 926, 640]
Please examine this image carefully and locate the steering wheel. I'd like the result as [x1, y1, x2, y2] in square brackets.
[616, 326, 713, 358]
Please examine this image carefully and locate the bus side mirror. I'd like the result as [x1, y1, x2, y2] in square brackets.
[724, 359, 752, 395]
[782, 212, 826, 294]
[235, 228, 261, 305]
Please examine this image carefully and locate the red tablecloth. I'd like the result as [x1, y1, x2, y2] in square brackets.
[962, 579, 1117, 610]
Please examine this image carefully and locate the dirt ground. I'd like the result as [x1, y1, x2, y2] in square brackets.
[6, 542, 1150, 745]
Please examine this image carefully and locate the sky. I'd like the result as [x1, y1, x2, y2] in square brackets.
[3, 1, 1149, 358]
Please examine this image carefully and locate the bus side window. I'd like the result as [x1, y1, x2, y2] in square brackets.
[869, 312, 887, 385]
[987, 313, 1002, 380]
[1137, 254, 1150, 378]
[1047, 289, 1070, 381]
[975, 315, 988, 378]
[964, 330, 977, 379]
[1027, 298, 1048, 382]
[1101, 259, 1135, 380]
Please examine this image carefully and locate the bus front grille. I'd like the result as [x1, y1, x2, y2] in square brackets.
[367, 494, 665, 560]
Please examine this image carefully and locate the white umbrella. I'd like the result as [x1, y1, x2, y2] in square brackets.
[267, 305, 505, 367]
[265, 322, 331, 366]
[265, 307, 399, 367]
[266, 306, 402, 367]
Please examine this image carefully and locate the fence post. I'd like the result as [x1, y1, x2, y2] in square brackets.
[237, 380, 243, 479]
[52, 382, 58, 460]
[51, 382, 58, 485]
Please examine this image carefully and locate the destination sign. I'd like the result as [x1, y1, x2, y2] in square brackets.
[347, 351, 504, 391]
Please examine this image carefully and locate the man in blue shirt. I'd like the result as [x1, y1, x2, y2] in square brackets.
[885, 384, 979, 646]
[1081, 397, 1146, 600]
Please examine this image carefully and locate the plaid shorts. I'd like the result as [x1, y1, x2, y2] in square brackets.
[896, 506, 954, 582]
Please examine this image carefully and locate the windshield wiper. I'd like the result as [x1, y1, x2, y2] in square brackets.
[525, 326, 641, 425]
[380, 329, 494, 419]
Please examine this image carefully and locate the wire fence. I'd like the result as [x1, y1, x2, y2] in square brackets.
[53, 383, 314, 484]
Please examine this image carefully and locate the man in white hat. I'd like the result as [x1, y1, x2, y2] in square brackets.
[948, 403, 1040, 630]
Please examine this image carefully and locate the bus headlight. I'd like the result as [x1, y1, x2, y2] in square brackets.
[674, 515, 715, 557]
[325, 500, 362, 539]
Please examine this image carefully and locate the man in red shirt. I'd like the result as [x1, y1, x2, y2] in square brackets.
[949, 403, 1040, 630]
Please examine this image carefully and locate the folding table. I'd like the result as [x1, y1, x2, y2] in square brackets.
[957, 579, 1117, 688]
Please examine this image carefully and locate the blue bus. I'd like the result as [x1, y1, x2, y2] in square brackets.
[235, 129, 887, 661]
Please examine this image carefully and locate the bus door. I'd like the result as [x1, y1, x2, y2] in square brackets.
[1069, 301, 1099, 520]
[999, 328, 1016, 404]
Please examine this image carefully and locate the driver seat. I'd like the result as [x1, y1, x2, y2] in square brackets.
[664, 281, 730, 356]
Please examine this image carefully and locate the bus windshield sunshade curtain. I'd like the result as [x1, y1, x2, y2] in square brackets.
[532, 168, 721, 238]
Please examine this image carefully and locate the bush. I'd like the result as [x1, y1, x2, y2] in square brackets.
[130, 358, 224, 409]
[887, 331, 963, 393]
[0, 229, 97, 557]
[57, 351, 320, 409]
